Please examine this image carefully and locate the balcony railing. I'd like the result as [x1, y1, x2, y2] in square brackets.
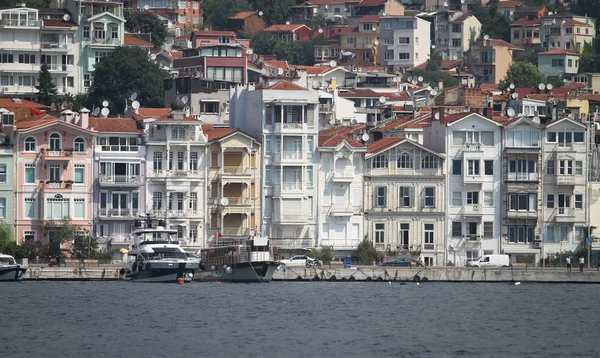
[98, 175, 143, 185]
[98, 208, 140, 217]
[319, 103, 334, 112]
[221, 227, 251, 236]
[555, 207, 575, 222]
[463, 204, 483, 216]
[270, 238, 314, 248]
[0, 19, 43, 27]
[507, 172, 539, 181]
[221, 166, 251, 175]
[43, 149, 73, 158]
[224, 197, 250, 206]
[331, 170, 354, 181]
[41, 43, 69, 50]
[463, 142, 482, 151]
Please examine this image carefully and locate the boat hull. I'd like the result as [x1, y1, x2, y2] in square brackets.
[123, 262, 191, 283]
[195, 261, 279, 283]
[0, 265, 27, 282]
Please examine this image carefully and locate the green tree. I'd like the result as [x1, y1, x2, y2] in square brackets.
[250, 31, 276, 54]
[425, 49, 442, 72]
[352, 238, 381, 264]
[36, 63, 57, 106]
[0, 0, 50, 8]
[572, 0, 600, 22]
[409, 68, 458, 88]
[471, 1, 511, 42]
[247, 0, 297, 26]
[89, 46, 166, 114]
[202, 0, 249, 30]
[60, 93, 90, 112]
[498, 61, 547, 91]
[124, 9, 168, 48]
[70, 232, 99, 260]
[309, 246, 334, 264]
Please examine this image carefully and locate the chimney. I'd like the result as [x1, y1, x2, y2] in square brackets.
[61, 109, 74, 123]
[483, 103, 493, 119]
[438, 79, 443, 91]
[79, 107, 90, 129]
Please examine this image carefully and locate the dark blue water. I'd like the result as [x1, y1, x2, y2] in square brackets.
[1, 281, 599, 358]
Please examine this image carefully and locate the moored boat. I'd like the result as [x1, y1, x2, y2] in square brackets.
[0, 253, 27, 282]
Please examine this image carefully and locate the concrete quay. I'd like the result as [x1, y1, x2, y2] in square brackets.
[22, 265, 121, 281]
[272, 266, 600, 283]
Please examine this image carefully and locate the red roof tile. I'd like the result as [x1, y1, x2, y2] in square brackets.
[564, 19, 592, 27]
[132, 108, 172, 120]
[484, 39, 523, 51]
[539, 49, 578, 56]
[264, 80, 308, 91]
[265, 24, 310, 32]
[511, 17, 541, 27]
[14, 114, 57, 129]
[42, 20, 77, 27]
[192, 30, 236, 37]
[124, 34, 154, 47]
[497, 1, 522, 7]
[167, 51, 182, 59]
[228, 11, 258, 20]
[0, 98, 48, 109]
[202, 124, 236, 141]
[359, 15, 380, 22]
[367, 137, 403, 154]
[338, 88, 381, 98]
[89, 117, 143, 133]
[264, 60, 290, 72]
[358, 0, 387, 6]
[319, 125, 365, 148]
[373, 114, 431, 131]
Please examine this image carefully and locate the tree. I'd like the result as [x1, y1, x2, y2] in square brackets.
[352, 238, 381, 264]
[247, 0, 297, 26]
[498, 61, 547, 91]
[409, 68, 459, 88]
[471, 1, 511, 42]
[0, 0, 50, 8]
[60, 93, 90, 112]
[425, 49, 443, 72]
[572, 0, 600, 22]
[309, 246, 334, 264]
[250, 31, 276, 54]
[36, 63, 57, 106]
[124, 10, 168, 48]
[202, 0, 249, 30]
[89, 46, 167, 114]
[70, 232, 99, 260]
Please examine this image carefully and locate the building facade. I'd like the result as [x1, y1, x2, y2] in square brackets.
[379, 16, 431, 70]
[0, 110, 15, 227]
[469, 38, 522, 84]
[434, 11, 481, 61]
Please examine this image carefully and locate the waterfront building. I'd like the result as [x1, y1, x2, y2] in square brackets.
[379, 15, 431, 70]
[317, 126, 367, 257]
[14, 109, 96, 244]
[205, 126, 261, 244]
[424, 110, 503, 266]
[364, 137, 446, 266]
[229, 81, 319, 253]
[0, 110, 15, 227]
[135, 104, 208, 249]
[89, 116, 145, 251]
[0, 6, 79, 99]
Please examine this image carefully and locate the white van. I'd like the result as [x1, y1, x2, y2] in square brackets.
[468, 254, 510, 268]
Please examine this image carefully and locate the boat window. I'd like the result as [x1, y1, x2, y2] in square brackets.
[0, 257, 16, 264]
[150, 248, 186, 259]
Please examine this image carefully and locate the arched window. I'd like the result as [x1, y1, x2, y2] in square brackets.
[49, 133, 61, 151]
[372, 154, 388, 169]
[171, 127, 186, 140]
[24, 137, 36, 152]
[54, 194, 63, 199]
[397, 154, 413, 169]
[74, 137, 85, 153]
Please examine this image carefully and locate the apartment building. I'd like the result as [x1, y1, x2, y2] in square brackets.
[539, 14, 596, 52]
[14, 109, 96, 245]
[205, 126, 261, 244]
[469, 38, 523, 84]
[89, 117, 145, 251]
[129, 0, 203, 30]
[0, 110, 15, 226]
[434, 11, 481, 61]
[0, 6, 79, 98]
[379, 15, 430, 70]
[510, 17, 542, 52]
[501, 117, 543, 264]
[424, 111, 503, 266]
[317, 126, 367, 256]
[537, 49, 580, 78]
[229, 81, 319, 251]
[291, 0, 352, 25]
[339, 16, 380, 64]
[137, 103, 208, 249]
[541, 117, 589, 257]
[264, 24, 312, 43]
[364, 137, 446, 266]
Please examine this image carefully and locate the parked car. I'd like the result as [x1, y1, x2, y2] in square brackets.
[279, 255, 321, 268]
[380, 257, 420, 267]
[467, 254, 510, 268]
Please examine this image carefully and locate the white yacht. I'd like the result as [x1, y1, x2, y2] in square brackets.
[0, 253, 27, 282]
[120, 226, 198, 283]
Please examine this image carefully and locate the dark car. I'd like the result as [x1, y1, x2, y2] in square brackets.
[380, 258, 420, 267]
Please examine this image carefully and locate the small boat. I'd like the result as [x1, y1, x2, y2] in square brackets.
[121, 226, 198, 283]
[0, 253, 27, 282]
[196, 236, 279, 283]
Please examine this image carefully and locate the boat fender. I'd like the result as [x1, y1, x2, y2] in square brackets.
[366, 276, 373, 282]
[114, 269, 120, 277]
[72, 268, 79, 274]
[296, 276, 303, 281]
[341, 277, 347, 281]
[119, 268, 125, 276]
[348, 276, 356, 281]
[421, 277, 429, 282]
[145, 263, 151, 271]
[329, 275, 337, 281]
[412, 275, 421, 282]
[376, 276, 383, 282]
[312, 275, 320, 281]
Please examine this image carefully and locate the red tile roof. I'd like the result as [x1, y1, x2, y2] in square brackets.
[132, 108, 172, 120]
[378, 92, 411, 101]
[89, 117, 143, 133]
[511, 17, 541, 26]
[202, 124, 236, 141]
[192, 30, 236, 37]
[43, 20, 77, 27]
[292, 65, 337, 75]
[359, 15, 380, 22]
[15, 114, 57, 129]
[358, 0, 387, 6]
[338, 88, 381, 98]
[228, 11, 258, 20]
[367, 137, 403, 154]
[484, 39, 523, 50]
[414, 59, 463, 70]
[0, 98, 48, 109]
[174, 33, 190, 40]
[265, 24, 309, 32]
[539, 49, 578, 56]
[564, 19, 592, 27]
[264, 60, 290, 72]
[264, 80, 308, 91]
[373, 114, 431, 131]
[167, 51, 182, 59]
[124, 34, 154, 47]
[497, 1, 523, 7]
[318, 125, 366, 148]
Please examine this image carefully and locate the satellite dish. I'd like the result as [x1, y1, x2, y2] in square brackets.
[412, 80, 417, 85]
[548, 11, 553, 16]
[426, 86, 432, 91]
[361, 133, 370, 142]
[277, 68, 284, 75]
[246, 48, 253, 55]
[130, 92, 138, 101]
[150, 54, 157, 60]
[379, 96, 387, 104]
[443, 2, 448, 7]
[372, 27, 377, 32]
[461, 0, 465, 3]
[63, 14, 70, 21]
[61, 103, 67, 110]
[547, 83, 554, 90]
[93, 107, 100, 116]
[431, 45, 435, 49]
[324, 4, 328, 9]
[552, 19, 557, 25]
[538, 83, 546, 90]
[407, 76, 413, 82]
[181, 96, 189, 104]
[220, 197, 229, 206]
[329, 60, 337, 67]
[430, 89, 438, 96]
[563, 78, 568, 83]
[261, 67, 269, 76]
[484, 34, 490, 41]
[318, 28, 323, 34]
[258, 11, 264, 16]
[285, 21, 290, 25]
[434, 113, 440, 120]
[507, 108, 516, 117]
[509, 83, 515, 90]
[101, 107, 110, 117]
[374, 40, 379, 46]
[417, 76, 424, 82]
[102, 100, 109, 107]
[143, 4, 150, 10]
[132, 100, 140, 110]
[511, 93, 518, 99]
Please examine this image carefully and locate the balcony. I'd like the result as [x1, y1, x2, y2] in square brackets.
[108, 235, 130, 245]
[464, 234, 482, 242]
[0, 19, 43, 27]
[221, 227, 251, 236]
[330, 170, 354, 182]
[555, 208, 575, 223]
[555, 144, 575, 152]
[273, 151, 305, 164]
[329, 204, 354, 216]
[273, 182, 303, 196]
[218, 166, 253, 183]
[98, 175, 144, 187]
[462, 142, 483, 152]
[319, 103, 334, 112]
[40, 181, 77, 190]
[90, 37, 120, 46]
[148, 170, 167, 179]
[272, 212, 309, 224]
[273, 122, 307, 133]
[506, 210, 539, 220]
[506, 172, 539, 182]
[463, 174, 483, 184]
[97, 208, 140, 218]
[40, 43, 70, 51]
[463, 204, 483, 216]
[41, 149, 73, 160]
[556, 175, 583, 186]
[270, 238, 314, 249]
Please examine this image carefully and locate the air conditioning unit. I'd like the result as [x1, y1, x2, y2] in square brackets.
[534, 241, 541, 249]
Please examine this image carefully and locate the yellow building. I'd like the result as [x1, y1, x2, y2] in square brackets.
[470, 38, 523, 84]
[340, 15, 380, 65]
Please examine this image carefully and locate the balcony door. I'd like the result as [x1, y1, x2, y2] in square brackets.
[111, 193, 128, 216]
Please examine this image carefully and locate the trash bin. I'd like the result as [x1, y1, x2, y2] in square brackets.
[344, 256, 352, 269]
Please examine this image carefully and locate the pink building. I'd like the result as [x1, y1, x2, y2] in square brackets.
[14, 109, 96, 245]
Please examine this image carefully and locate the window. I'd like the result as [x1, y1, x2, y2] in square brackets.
[375, 223, 385, 244]
[372, 154, 388, 168]
[483, 222, 493, 238]
[24, 137, 36, 152]
[94, 51, 109, 64]
[153, 192, 162, 209]
[452, 221, 462, 237]
[452, 192, 462, 206]
[546, 132, 557, 142]
[25, 164, 35, 184]
[509, 226, 535, 243]
[484, 160, 493, 175]
[0, 198, 5, 218]
[466, 191, 479, 204]
[547, 160, 555, 175]
[451, 38, 461, 47]
[189, 152, 198, 171]
[0, 53, 14, 63]
[575, 194, 583, 209]
[24, 198, 35, 219]
[177, 152, 184, 170]
[74, 165, 84, 184]
[399, 224, 409, 249]
[484, 191, 493, 207]
[509, 193, 537, 211]
[83, 25, 90, 38]
[397, 37, 410, 44]
[547, 194, 555, 209]
[421, 155, 438, 169]
[265, 168, 271, 183]
[573, 132, 584, 143]
[171, 127, 186, 140]
[0, 164, 6, 183]
[84, 73, 91, 88]
[575, 161, 583, 175]
[74, 137, 85, 153]
[46, 194, 69, 219]
[545, 226, 555, 243]
[153, 152, 163, 171]
[558, 160, 573, 175]
[551, 59, 564, 67]
[73, 199, 85, 219]
[49, 133, 61, 151]
[424, 187, 435, 207]
[306, 167, 313, 186]
[424, 224, 434, 248]
[375, 187, 386, 207]
[397, 154, 413, 168]
[397, 53, 410, 60]
[200, 101, 219, 114]
[18, 54, 36, 64]
[452, 159, 462, 175]
[467, 160, 480, 176]
[399, 187, 411, 207]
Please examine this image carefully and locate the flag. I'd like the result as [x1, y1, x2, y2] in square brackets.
[31, 108, 45, 116]
[217, 230, 222, 238]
